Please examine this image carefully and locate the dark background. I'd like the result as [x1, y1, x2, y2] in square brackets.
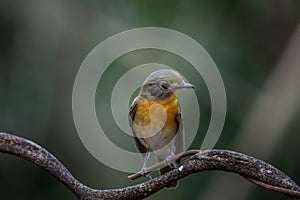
[1, 1, 300, 199]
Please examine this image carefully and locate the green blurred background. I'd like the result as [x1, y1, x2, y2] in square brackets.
[1, 0, 300, 199]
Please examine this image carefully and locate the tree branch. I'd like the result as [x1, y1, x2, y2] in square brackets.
[0, 132, 299, 199]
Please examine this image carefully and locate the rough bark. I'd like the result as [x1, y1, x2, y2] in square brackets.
[0, 132, 299, 199]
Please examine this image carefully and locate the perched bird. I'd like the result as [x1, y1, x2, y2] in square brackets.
[128, 69, 195, 189]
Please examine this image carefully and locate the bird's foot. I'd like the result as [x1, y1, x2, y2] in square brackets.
[140, 167, 152, 179]
[165, 156, 177, 168]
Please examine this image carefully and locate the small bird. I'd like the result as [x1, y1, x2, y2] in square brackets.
[128, 69, 195, 189]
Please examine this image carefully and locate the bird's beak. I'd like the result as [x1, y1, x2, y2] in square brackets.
[176, 82, 196, 89]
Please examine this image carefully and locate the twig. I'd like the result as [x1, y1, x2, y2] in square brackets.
[247, 178, 300, 197]
[0, 132, 300, 199]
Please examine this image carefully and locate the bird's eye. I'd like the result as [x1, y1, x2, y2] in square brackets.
[160, 83, 169, 90]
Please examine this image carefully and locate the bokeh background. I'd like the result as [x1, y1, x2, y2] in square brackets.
[1, 1, 300, 199]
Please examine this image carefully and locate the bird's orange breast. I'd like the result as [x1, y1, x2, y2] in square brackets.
[133, 94, 179, 149]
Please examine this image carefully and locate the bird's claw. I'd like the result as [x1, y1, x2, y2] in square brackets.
[165, 156, 177, 168]
[140, 167, 152, 179]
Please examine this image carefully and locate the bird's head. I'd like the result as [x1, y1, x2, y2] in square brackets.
[139, 69, 195, 100]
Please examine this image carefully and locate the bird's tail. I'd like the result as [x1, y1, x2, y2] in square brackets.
[157, 156, 181, 189]
[159, 165, 178, 189]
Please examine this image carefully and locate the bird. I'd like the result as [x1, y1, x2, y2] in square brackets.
[128, 69, 195, 189]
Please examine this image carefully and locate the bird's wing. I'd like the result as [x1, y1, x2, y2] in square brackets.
[175, 110, 185, 155]
[128, 97, 148, 156]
